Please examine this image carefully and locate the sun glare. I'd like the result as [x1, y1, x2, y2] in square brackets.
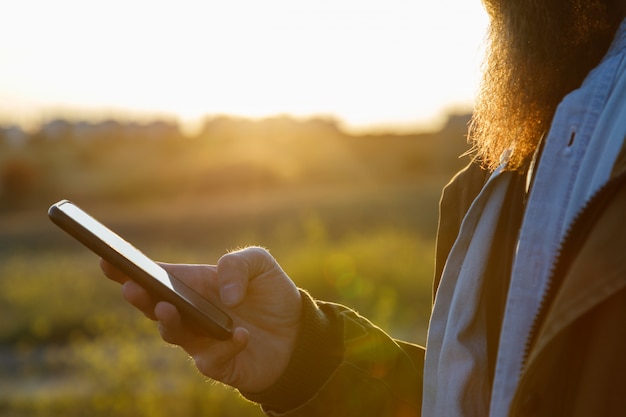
[0, 0, 488, 132]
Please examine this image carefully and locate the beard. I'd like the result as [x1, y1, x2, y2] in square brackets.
[469, 0, 624, 171]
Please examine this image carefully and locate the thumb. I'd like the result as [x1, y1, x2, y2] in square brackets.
[217, 246, 276, 307]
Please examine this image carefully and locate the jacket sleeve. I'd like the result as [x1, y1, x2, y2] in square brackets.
[434, 160, 489, 297]
[241, 290, 424, 417]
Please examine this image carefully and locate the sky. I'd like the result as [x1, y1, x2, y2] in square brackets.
[0, 0, 489, 133]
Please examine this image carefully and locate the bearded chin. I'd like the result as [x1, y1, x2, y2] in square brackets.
[469, 0, 622, 171]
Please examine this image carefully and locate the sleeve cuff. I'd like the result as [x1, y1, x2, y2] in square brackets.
[240, 290, 344, 412]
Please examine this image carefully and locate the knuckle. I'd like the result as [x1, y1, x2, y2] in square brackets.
[217, 252, 239, 269]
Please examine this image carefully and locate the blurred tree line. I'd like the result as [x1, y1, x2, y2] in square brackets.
[0, 113, 471, 211]
[0, 115, 472, 416]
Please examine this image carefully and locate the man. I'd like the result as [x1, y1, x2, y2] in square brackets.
[101, 0, 626, 415]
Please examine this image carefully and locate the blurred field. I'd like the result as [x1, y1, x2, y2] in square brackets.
[0, 114, 470, 416]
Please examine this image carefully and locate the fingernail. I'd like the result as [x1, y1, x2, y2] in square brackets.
[220, 282, 242, 306]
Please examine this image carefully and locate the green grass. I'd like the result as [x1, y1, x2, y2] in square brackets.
[0, 204, 435, 416]
[0, 115, 463, 415]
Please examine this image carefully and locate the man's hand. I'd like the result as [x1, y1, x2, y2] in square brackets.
[100, 246, 302, 393]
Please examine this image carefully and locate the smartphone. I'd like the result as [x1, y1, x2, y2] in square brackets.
[48, 199, 233, 340]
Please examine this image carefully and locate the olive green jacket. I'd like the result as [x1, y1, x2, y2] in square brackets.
[242, 140, 626, 416]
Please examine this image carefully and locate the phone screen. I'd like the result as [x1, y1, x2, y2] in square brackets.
[58, 202, 177, 292]
[49, 200, 233, 340]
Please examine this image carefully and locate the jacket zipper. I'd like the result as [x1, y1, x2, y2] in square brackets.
[520, 169, 626, 372]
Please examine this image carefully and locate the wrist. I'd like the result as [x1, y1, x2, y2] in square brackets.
[240, 290, 343, 412]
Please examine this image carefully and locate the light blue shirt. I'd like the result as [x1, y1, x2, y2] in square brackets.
[423, 18, 626, 417]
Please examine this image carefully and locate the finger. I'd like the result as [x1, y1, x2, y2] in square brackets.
[192, 327, 249, 380]
[121, 280, 158, 320]
[154, 302, 223, 347]
[217, 246, 277, 307]
[99, 258, 130, 284]
[158, 262, 220, 300]
[154, 301, 189, 345]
